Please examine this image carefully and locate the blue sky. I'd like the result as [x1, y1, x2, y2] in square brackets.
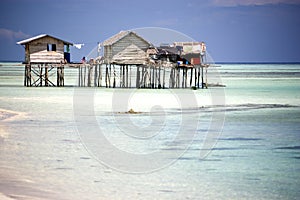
[0, 0, 300, 62]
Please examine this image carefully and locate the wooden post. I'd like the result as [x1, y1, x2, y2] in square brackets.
[45, 65, 48, 86]
[94, 64, 98, 87]
[182, 68, 184, 88]
[128, 65, 132, 88]
[205, 66, 208, 89]
[177, 68, 180, 88]
[145, 66, 149, 88]
[151, 66, 155, 88]
[141, 66, 145, 87]
[197, 67, 200, 88]
[158, 66, 161, 89]
[169, 68, 173, 88]
[126, 65, 128, 88]
[29, 65, 32, 86]
[201, 66, 204, 89]
[84, 65, 87, 86]
[105, 64, 108, 87]
[136, 65, 140, 88]
[194, 67, 197, 88]
[40, 65, 43, 87]
[87, 66, 91, 87]
[109, 64, 112, 88]
[190, 68, 193, 87]
[98, 64, 102, 87]
[78, 67, 81, 87]
[122, 65, 125, 87]
[185, 68, 188, 88]
[62, 66, 64, 86]
[119, 65, 122, 88]
[24, 65, 27, 86]
[57, 66, 60, 86]
[113, 64, 116, 88]
[162, 66, 165, 89]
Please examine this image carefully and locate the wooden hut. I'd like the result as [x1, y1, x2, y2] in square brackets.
[97, 31, 153, 88]
[17, 34, 73, 87]
[17, 34, 73, 64]
[102, 31, 151, 65]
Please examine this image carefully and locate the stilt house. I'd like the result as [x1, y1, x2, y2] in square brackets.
[17, 34, 73, 87]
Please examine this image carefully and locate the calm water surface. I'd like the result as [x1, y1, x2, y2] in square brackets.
[0, 63, 299, 199]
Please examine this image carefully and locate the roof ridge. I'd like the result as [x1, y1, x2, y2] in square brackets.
[17, 34, 73, 45]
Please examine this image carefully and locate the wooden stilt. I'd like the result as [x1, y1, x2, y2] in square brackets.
[94, 64, 98, 87]
[182, 68, 184, 88]
[24, 65, 27, 86]
[40, 65, 43, 87]
[194, 67, 197, 88]
[197, 67, 200, 88]
[205, 66, 208, 89]
[190, 68, 193, 87]
[141, 66, 145, 87]
[151, 67, 155, 88]
[59, 66, 64, 87]
[78, 67, 81, 87]
[98, 64, 102, 87]
[45, 65, 48, 87]
[113, 64, 116, 88]
[122, 65, 125, 87]
[162, 66, 165, 89]
[62, 67, 64, 86]
[109, 64, 112, 88]
[57, 66, 60, 87]
[119, 65, 123, 88]
[158, 66, 161, 89]
[201, 66, 204, 89]
[136, 65, 140, 88]
[87, 66, 91, 87]
[126, 65, 128, 88]
[129, 65, 132, 88]
[177, 68, 180, 88]
[185, 68, 188, 88]
[105, 64, 108, 88]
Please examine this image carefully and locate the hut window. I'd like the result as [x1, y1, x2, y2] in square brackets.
[47, 44, 56, 51]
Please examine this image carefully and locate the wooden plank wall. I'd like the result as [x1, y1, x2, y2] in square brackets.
[28, 36, 64, 63]
[104, 33, 150, 63]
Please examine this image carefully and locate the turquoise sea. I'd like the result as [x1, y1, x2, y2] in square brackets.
[0, 62, 299, 199]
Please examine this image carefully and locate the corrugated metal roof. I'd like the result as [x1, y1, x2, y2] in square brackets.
[17, 34, 73, 45]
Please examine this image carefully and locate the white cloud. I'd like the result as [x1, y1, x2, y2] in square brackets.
[0, 28, 30, 41]
[212, 0, 300, 7]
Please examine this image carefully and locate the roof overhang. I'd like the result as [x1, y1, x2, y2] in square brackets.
[17, 34, 73, 46]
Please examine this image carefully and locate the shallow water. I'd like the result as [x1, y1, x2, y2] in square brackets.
[0, 63, 299, 199]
